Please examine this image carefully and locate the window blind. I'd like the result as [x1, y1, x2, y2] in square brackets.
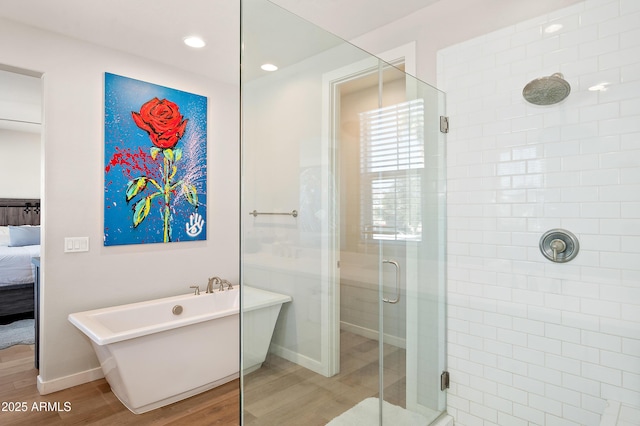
[359, 99, 424, 241]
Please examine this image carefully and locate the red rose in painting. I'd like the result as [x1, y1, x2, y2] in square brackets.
[131, 98, 188, 149]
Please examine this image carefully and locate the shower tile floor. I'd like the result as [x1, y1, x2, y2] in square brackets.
[243, 330, 407, 425]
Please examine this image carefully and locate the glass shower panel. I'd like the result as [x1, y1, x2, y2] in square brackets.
[399, 67, 447, 423]
[241, 0, 446, 424]
[374, 62, 448, 424]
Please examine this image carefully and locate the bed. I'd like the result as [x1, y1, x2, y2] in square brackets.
[0, 198, 40, 319]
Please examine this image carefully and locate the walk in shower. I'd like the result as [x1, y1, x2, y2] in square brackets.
[240, 0, 447, 424]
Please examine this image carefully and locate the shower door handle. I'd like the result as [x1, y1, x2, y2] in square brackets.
[382, 260, 400, 304]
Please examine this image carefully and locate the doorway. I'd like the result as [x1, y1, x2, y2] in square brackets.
[329, 58, 448, 423]
[336, 63, 409, 410]
[0, 65, 43, 367]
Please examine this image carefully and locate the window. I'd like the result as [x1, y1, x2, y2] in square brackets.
[359, 99, 424, 241]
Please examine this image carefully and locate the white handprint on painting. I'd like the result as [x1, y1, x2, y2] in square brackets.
[185, 212, 204, 237]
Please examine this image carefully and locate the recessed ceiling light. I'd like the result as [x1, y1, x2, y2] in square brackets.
[183, 36, 206, 48]
[261, 63, 278, 72]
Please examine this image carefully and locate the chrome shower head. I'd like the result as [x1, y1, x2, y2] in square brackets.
[522, 73, 571, 105]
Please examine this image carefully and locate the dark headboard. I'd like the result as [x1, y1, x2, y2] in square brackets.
[0, 198, 41, 226]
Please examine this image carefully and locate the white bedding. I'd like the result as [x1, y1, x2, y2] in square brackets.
[0, 244, 40, 286]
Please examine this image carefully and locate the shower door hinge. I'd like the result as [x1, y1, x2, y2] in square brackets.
[440, 116, 449, 133]
[440, 371, 450, 391]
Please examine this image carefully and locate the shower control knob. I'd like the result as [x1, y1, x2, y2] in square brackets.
[540, 229, 579, 263]
[549, 239, 566, 262]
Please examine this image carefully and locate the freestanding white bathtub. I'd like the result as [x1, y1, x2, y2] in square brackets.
[68, 285, 291, 414]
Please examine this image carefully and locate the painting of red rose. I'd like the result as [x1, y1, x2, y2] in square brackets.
[131, 98, 188, 149]
[104, 73, 207, 246]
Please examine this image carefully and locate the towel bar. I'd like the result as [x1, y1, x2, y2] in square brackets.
[249, 210, 298, 218]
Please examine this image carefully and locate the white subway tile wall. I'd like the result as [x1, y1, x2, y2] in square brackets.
[438, 0, 640, 425]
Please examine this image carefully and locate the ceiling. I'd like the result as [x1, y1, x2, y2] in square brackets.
[0, 0, 443, 133]
[271, 0, 443, 41]
[0, 0, 580, 132]
[0, 0, 442, 87]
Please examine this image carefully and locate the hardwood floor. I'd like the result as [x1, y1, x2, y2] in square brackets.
[0, 331, 406, 425]
[243, 330, 406, 425]
[0, 344, 240, 425]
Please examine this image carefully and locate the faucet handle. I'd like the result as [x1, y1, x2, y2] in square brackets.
[222, 280, 233, 290]
[190, 285, 200, 295]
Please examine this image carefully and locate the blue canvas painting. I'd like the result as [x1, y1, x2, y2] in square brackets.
[104, 73, 207, 246]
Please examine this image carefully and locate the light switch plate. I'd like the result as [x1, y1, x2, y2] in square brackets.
[64, 237, 89, 253]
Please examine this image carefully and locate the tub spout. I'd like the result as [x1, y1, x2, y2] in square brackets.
[207, 276, 221, 293]
[221, 280, 233, 291]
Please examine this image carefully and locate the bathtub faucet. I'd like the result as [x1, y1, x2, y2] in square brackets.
[221, 279, 233, 291]
[206, 276, 221, 293]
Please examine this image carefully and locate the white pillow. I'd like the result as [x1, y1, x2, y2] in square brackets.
[0, 226, 9, 246]
[8, 225, 41, 247]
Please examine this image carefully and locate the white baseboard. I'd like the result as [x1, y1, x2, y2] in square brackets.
[37, 367, 104, 395]
[269, 343, 327, 376]
[340, 321, 406, 349]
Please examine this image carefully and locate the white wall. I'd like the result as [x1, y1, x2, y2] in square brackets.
[242, 42, 372, 375]
[439, 1, 640, 425]
[0, 18, 239, 390]
[0, 129, 40, 198]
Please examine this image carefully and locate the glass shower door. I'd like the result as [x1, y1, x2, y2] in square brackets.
[241, 0, 446, 424]
[370, 62, 447, 424]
